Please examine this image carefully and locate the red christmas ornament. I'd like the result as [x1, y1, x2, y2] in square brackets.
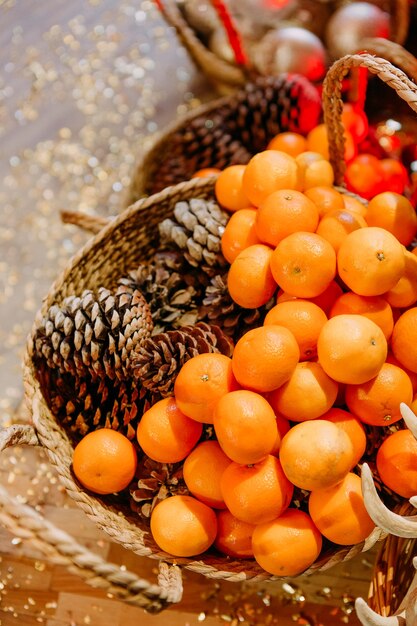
[372, 118, 411, 159]
[379, 158, 409, 195]
[357, 126, 389, 161]
[285, 75, 322, 135]
[342, 103, 368, 144]
[345, 153, 384, 200]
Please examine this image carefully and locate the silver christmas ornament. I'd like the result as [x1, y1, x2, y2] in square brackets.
[252, 26, 327, 82]
[228, 0, 298, 29]
[286, 0, 334, 39]
[337, 0, 391, 9]
[325, 2, 390, 60]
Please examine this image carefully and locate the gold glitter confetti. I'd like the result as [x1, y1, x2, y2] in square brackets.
[45, 602, 57, 610]
[34, 561, 46, 572]
[316, 587, 333, 599]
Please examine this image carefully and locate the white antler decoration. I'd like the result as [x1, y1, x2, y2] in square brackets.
[361, 463, 417, 539]
[356, 403, 417, 626]
[355, 596, 407, 625]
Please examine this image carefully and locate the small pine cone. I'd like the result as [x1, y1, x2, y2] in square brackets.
[37, 365, 156, 442]
[198, 274, 274, 341]
[132, 322, 233, 397]
[33, 285, 153, 382]
[129, 456, 189, 520]
[120, 250, 209, 334]
[226, 74, 322, 153]
[159, 198, 229, 275]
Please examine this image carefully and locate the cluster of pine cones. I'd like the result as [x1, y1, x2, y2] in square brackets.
[33, 197, 276, 520]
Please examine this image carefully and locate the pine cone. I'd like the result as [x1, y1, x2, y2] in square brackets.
[38, 366, 156, 441]
[132, 322, 233, 397]
[199, 274, 275, 341]
[159, 198, 229, 275]
[143, 75, 321, 195]
[33, 285, 153, 382]
[120, 250, 211, 334]
[129, 456, 189, 520]
[226, 74, 321, 154]
[147, 107, 252, 194]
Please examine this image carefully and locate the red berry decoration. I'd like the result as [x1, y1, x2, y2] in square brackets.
[341, 103, 369, 143]
[379, 158, 409, 195]
[345, 153, 384, 199]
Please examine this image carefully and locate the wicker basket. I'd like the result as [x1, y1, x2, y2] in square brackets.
[123, 47, 417, 208]
[157, 0, 412, 93]
[1, 53, 417, 613]
[368, 514, 417, 617]
[124, 72, 322, 205]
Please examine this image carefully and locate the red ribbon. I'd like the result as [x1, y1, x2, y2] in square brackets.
[210, 0, 248, 66]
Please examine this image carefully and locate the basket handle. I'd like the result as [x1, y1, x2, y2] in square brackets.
[0, 424, 183, 613]
[358, 38, 417, 82]
[323, 53, 417, 187]
[157, 0, 246, 87]
[390, 0, 410, 45]
[60, 209, 113, 234]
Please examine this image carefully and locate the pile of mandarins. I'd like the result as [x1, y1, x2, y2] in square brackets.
[72, 120, 417, 577]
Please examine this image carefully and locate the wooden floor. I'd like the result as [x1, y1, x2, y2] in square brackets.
[0, 1, 385, 624]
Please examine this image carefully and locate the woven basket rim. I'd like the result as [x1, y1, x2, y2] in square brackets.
[126, 94, 231, 205]
[23, 176, 387, 582]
